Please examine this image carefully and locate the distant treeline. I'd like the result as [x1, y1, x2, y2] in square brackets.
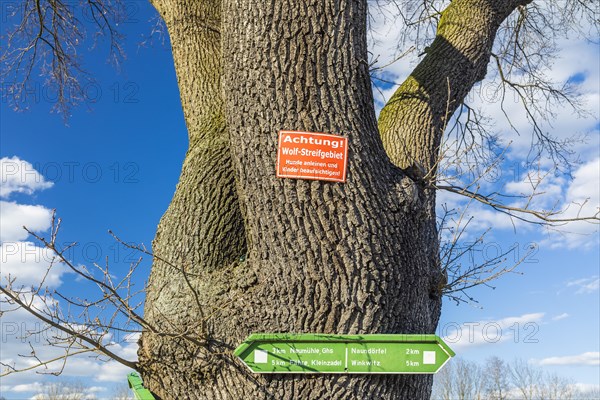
[431, 357, 599, 400]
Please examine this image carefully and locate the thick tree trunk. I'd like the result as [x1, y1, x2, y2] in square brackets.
[213, 0, 441, 398]
[138, 0, 528, 398]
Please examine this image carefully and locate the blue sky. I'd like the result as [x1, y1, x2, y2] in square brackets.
[1, 1, 599, 398]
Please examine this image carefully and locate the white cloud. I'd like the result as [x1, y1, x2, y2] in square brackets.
[87, 386, 108, 393]
[96, 360, 136, 383]
[50, 353, 136, 383]
[27, 382, 109, 399]
[536, 352, 600, 366]
[441, 312, 545, 350]
[571, 383, 600, 394]
[551, 312, 569, 321]
[504, 169, 567, 212]
[0, 200, 53, 243]
[543, 158, 600, 249]
[494, 158, 599, 249]
[436, 185, 533, 248]
[0, 157, 53, 199]
[1, 241, 69, 288]
[566, 276, 600, 294]
[10, 382, 45, 393]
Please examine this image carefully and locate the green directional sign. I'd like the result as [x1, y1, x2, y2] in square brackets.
[234, 334, 455, 374]
[127, 373, 155, 400]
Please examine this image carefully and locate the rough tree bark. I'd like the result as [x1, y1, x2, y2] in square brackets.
[138, 0, 530, 398]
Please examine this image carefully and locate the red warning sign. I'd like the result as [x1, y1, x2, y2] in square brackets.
[276, 130, 348, 182]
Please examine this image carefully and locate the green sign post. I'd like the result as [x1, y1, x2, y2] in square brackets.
[127, 372, 155, 400]
[234, 334, 455, 374]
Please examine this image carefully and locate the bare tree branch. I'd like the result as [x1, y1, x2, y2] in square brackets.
[1, 0, 125, 117]
[437, 184, 600, 225]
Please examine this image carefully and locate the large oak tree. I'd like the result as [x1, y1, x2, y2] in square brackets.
[138, 0, 536, 398]
[1, 0, 597, 399]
